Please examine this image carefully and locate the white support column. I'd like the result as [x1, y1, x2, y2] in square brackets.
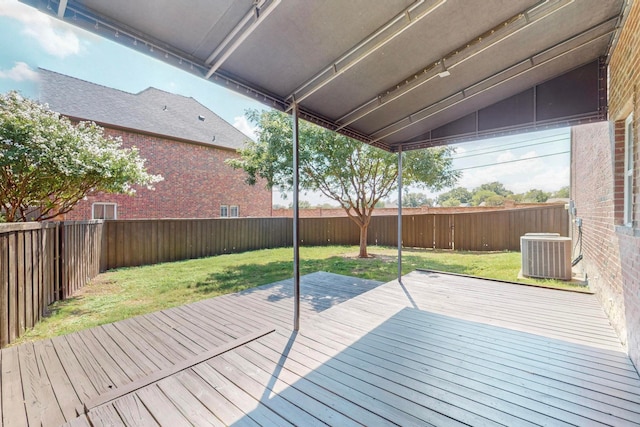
[292, 103, 300, 331]
[397, 145, 403, 284]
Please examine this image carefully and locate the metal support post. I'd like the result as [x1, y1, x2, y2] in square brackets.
[397, 146, 403, 284]
[292, 103, 301, 331]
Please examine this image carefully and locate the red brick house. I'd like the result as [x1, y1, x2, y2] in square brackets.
[571, 1, 640, 369]
[37, 69, 272, 219]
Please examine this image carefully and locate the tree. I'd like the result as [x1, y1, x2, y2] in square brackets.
[227, 109, 459, 257]
[471, 189, 502, 206]
[402, 192, 433, 207]
[522, 189, 550, 203]
[552, 186, 570, 198]
[437, 187, 473, 207]
[0, 91, 162, 222]
[437, 186, 472, 206]
[477, 181, 513, 197]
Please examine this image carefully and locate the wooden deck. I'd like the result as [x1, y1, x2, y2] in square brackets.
[2, 270, 640, 426]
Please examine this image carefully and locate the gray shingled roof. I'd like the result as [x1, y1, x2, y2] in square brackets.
[37, 68, 249, 150]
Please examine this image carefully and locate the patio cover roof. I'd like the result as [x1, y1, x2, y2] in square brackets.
[21, 0, 627, 152]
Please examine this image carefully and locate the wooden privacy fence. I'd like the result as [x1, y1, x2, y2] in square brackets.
[0, 221, 102, 347]
[100, 218, 292, 270]
[102, 204, 568, 270]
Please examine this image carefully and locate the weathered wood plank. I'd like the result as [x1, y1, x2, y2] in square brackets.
[135, 384, 192, 427]
[63, 414, 93, 427]
[193, 362, 295, 426]
[111, 320, 180, 367]
[156, 376, 224, 427]
[1, 346, 28, 427]
[18, 342, 65, 427]
[64, 333, 118, 394]
[88, 327, 149, 380]
[218, 350, 362, 426]
[50, 335, 98, 403]
[82, 328, 273, 413]
[175, 370, 261, 427]
[33, 339, 81, 422]
[88, 404, 125, 427]
[234, 343, 401, 426]
[208, 354, 327, 427]
[112, 394, 158, 426]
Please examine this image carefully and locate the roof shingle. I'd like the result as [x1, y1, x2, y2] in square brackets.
[37, 68, 249, 150]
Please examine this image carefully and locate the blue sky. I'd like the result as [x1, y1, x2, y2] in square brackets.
[0, 0, 570, 205]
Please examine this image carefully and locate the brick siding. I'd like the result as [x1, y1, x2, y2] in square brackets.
[571, 123, 627, 346]
[572, 0, 640, 369]
[65, 128, 272, 220]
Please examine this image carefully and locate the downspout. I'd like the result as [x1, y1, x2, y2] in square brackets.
[292, 103, 300, 331]
[397, 145, 403, 284]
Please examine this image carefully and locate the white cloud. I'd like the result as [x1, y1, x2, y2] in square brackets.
[233, 115, 257, 140]
[0, 0, 80, 58]
[0, 61, 38, 81]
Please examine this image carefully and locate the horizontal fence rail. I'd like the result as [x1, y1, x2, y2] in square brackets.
[0, 221, 102, 347]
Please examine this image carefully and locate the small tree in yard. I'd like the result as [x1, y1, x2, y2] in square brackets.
[227, 109, 459, 258]
[0, 91, 162, 222]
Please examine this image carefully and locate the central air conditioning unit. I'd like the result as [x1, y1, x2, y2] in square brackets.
[521, 233, 572, 281]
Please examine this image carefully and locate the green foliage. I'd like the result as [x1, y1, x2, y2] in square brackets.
[477, 181, 513, 197]
[437, 182, 568, 207]
[471, 189, 503, 206]
[0, 91, 162, 221]
[552, 186, 570, 198]
[437, 186, 472, 206]
[227, 109, 458, 256]
[402, 192, 433, 207]
[522, 189, 550, 203]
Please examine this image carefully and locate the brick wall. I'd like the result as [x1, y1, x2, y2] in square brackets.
[575, 0, 640, 369]
[65, 128, 272, 220]
[571, 122, 627, 345]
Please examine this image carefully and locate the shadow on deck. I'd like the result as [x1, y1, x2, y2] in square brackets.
[2, 271, 640, 426]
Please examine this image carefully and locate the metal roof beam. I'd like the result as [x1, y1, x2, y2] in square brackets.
[284, 0, 447, 109]
[57, 0, 67, 17]
[370, 27, 614, 143]
[204, 0, 281, 79]
[336, 0, 575, 131]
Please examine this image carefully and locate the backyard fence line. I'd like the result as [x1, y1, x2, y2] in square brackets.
[0, 220, 102, 348]
[101, 204, 568, 270]
[0, 204, 567, 347]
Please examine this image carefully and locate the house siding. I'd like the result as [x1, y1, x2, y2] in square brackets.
[572, 0, 640, 369]
[571, 123, 627, 347]
[65, 128, 272, 220]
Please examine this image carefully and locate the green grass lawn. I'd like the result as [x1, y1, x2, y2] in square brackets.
[14, 246, 587, 344]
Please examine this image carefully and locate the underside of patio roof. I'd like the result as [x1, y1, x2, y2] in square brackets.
[22, 0, 627, 152]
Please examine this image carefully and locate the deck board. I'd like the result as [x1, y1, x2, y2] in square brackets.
[3, 270, 640, 427]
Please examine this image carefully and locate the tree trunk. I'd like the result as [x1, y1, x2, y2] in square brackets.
[358, 222, 369, 258]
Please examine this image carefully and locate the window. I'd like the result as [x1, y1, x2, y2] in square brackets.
[230, 205, 239, 217]
[624, 113, 634, 226]
[92, 203, 117, 220]
[220, 205, 228, 217]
